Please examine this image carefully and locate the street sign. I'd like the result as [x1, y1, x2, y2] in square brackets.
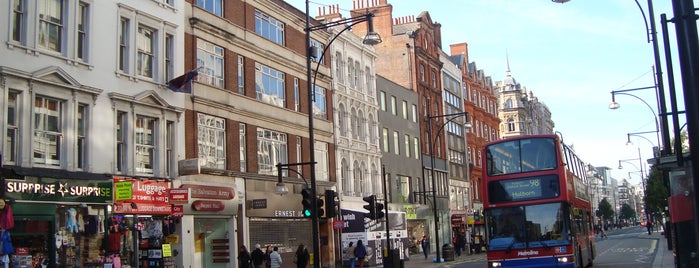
[332, 220, 345, 229]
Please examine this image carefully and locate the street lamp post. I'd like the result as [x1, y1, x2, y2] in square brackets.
[618, 148, 650, 226]
[609, 88, 662, 151]
[626, 131, 660, 157]
[303, 2, 381, 268]
[425, 110, 470, 262]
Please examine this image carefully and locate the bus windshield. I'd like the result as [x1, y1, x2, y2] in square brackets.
[486, 137, 557, 176]
[486, 203, 569, 251]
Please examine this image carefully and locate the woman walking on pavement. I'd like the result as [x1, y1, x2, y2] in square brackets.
[238, 245, 252, 268]
[345, 242, 356, 268]
[294, 244, 310, 268]
[354, 240, 367, 268]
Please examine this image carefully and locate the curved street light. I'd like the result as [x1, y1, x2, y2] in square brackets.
[609, 90, 662, 152]
[618, 148, 651, 225]
[303, 1, 382, 267]
[626, 131, 660, 157]
[425, 110, 471, 262]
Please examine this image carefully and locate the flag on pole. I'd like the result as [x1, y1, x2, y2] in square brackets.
[167, 70, 198, 93]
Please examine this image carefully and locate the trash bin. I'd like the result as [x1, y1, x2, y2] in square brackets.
[383, 249, 401, 268]
[442, 244, 455, 261]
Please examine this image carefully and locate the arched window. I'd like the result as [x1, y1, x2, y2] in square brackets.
[351, 108, 359, 140]
[372, 163, 380, 198]
[368, 113, 377, 144]
[505, 99, 513, 109]
[354, 61, 361, 90]
[348, 57, 356, 88]
[342, 158, 351, 195]
[358, 110, 366, 141]
[365, 66, 373, 95]
[507, 118, 516, 132]
[354, 160, 364, 195]
[338, 104, 348, 137]
[335, 52, 345, 84]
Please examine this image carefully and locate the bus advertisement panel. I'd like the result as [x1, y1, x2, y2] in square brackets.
[483, 134, 595, 268]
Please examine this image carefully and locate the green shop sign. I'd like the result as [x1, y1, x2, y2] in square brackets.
[4, 176, 112, 204]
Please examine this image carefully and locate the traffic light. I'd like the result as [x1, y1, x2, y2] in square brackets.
[362, 195, 385, 220]
[317, 195, 325, 218]
[325, 190, 339, 218]
[301, 188, 313, 218]
[375, 201, 385, 219]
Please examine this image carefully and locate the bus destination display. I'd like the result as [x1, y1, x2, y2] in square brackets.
[502, 178, 543, 201]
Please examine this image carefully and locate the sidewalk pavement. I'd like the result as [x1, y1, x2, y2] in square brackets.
[648, 230, 675, 267]
[399, 229, 675, 268]
[402, 252, 485, 268]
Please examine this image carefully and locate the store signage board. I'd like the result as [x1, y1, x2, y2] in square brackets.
[113, 177, 171, 214]
[169, 188, 189, 203]
[4, 176, 112, 203]
[114, 181, 133, 200]
[181, 184, 235, 200]
[172, 205, 184, 218]
[162, 244, 172, 257]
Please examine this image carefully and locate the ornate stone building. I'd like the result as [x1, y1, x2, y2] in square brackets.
[495, 62, 554, 138]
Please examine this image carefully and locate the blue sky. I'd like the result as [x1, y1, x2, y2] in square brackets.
[287, 0, 687, 186]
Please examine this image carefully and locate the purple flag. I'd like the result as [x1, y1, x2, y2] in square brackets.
[167, 70, 198, 93]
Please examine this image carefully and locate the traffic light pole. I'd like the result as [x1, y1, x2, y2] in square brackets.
[382, 165, 397, 268]
[276, 161, 319, 267]
[382, 165, 391, 250]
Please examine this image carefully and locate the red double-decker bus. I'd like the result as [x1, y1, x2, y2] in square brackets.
[482, 134, 595, 268]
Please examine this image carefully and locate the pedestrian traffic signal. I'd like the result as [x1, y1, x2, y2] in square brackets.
[301, 188, 313, 218]
[363, 195, 384, 220]
[325, 190, 339, 218]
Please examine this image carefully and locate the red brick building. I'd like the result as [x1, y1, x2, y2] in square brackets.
[449, 43, 500, 235]
[179, 0, 337, 267]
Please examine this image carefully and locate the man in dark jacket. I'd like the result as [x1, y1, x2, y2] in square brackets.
[251, 244, 265, 268]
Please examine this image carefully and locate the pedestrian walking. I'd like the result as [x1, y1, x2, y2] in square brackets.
[647, 220, 653, 235]
[269, 246, 283, 268]
[354, 240, 367, 268]
[238, 245, 252, 268]
[345, 242, 356, 268]
[455, 233, 466, 257]
[264, 245, 273, 268]
[421, 236, 429, 259]
[294, 244, 310, 268]
[251, 244, 265, 268]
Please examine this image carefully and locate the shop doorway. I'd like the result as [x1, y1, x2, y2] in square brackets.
[13, 215, 55, 268]
[194, 218, 230, 268]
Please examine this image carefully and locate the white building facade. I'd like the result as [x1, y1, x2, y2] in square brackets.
[1, 0, 185, 267]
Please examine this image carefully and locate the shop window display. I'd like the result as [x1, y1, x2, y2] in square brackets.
[9, 205, 107, 268]
[105, 215, 177, 268]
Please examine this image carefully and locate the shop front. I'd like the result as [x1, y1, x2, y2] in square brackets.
[400, 204, 427, 256]
[112, 176, 176, 268]
[172, 176, 240, 268]
[450, 211, 466, 243]
[245, 185, 312, 268]
[467, 206, 486, 254]
[2, 168, 112, 268]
